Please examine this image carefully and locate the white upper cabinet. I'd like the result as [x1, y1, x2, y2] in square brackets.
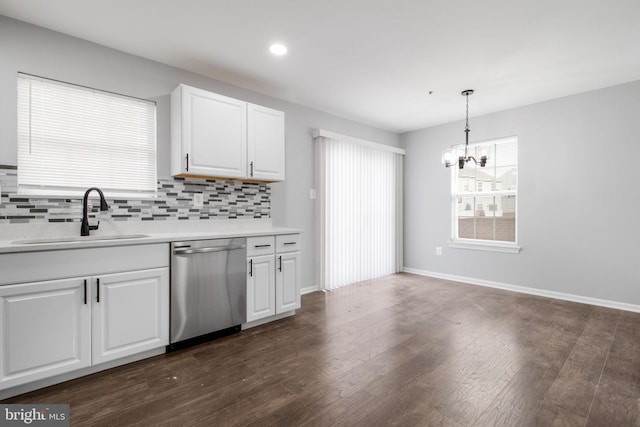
[247, 103, 285, 181]
[171, 85, 247, 178]
[171, 84, 285, 182]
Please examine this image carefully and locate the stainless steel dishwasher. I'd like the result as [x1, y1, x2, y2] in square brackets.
[169, 238, 246, 350]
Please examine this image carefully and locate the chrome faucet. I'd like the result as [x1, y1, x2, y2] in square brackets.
[81, 187, 110, 236]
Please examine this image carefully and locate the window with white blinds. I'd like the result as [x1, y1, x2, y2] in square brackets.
[17, 73, 157, 197]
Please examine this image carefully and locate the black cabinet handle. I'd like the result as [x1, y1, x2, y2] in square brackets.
[250, 161, 254, 177]
[96, 278, 100, 303]
[249, 259, 253, 277]
[278, 256, 282, 272]
[283, 242, 296, 246]
[186, 153, 189, 172]
[254, 244, 271, 248]
[83, 279, 87, 305]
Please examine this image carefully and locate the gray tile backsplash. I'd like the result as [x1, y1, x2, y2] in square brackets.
[0, 166, 270, 224]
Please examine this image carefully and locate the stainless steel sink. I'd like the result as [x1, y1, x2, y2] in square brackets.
[12, 234, 150, 245]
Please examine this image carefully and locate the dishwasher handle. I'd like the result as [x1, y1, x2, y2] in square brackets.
[173, 245, 245, 255]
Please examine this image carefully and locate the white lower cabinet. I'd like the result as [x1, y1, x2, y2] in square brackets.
[92, 268, 169, 365]
[246, 255, 276, 322]
[276, 251, 301, 313]
[246, 234, 301, 323]
[0, 244, 169, 394]
[0, 268, 168, 390]
[0, 278, 91, 390]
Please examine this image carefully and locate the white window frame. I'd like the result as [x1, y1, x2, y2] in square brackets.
[17, 73, 157, 198]
[448, 135, 520, 253]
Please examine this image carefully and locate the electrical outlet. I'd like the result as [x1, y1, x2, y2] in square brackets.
[436, 246, 442, 256]
[310, 189, 317, 200]
[193, 193, 204, 208]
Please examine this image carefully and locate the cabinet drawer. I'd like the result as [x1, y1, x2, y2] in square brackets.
[247, 236, 275, 256]
[0, 244, 169, 286]
[275, 234, 300, 253]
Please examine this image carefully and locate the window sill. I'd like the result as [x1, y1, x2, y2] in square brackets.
[448, 240, 521, 254]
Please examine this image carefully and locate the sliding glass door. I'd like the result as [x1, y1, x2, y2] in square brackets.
[316, 132, 404, 290]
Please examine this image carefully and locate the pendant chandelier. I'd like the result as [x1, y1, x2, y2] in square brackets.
[443, 89, 487, 169]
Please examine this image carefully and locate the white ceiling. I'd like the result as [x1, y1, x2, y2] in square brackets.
[1, 0, 639, 133]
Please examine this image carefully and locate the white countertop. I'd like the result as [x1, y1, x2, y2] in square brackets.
[0, 219, 302, 254]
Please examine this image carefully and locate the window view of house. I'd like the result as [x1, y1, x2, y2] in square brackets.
[452, 137, 517, 242]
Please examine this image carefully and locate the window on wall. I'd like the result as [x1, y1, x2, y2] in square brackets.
[450, 136, 518, 251]
[17, 73, 157, 197]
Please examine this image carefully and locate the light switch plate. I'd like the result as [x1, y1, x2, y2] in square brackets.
[310, 189, 317, 200]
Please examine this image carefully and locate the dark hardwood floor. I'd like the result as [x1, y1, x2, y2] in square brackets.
[5, 273, 640, 426]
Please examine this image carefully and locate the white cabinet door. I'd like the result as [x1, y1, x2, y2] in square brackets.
[0, 278, 91, 390]
[92, 268, 169, 365]
[247, 103, 285, 181]
[172, 84, 247, 178]
[246, 255, 275, 322]
[276, 252, 301, 313]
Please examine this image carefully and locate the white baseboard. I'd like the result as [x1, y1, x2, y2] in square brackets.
[402, 267, 640, 313]
[242, 311, 295, 330]
[301, 285, 319, 295]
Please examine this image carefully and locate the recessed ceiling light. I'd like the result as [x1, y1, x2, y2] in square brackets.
[269, 44, 287, 56]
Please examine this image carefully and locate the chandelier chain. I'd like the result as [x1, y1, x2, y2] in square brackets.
[443, 88, 486, 169]
[465, 92, 470, 131]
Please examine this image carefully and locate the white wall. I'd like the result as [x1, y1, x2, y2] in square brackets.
[402, 80, 640, 306]
[0, 15, 399, 291]
[7, 14, 636, 305]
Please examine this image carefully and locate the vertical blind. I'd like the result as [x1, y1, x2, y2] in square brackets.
[316, 132, 404, 290]
[17, 73, 157, 197]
